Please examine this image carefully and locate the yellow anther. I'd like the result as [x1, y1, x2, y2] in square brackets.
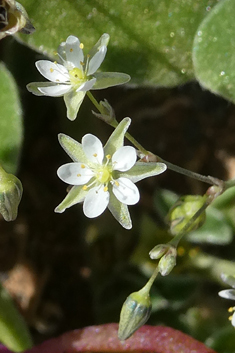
[93, 153, 97, 157]
[229, 315, 233, 321]
[106, 154, 111, 160]
[70, 48, 73, 52]
[81, 164, 86, 169]
[115, 180, 119, 187]
[228, 307, 235, 313]
[82, 185, 88, 190]
[54, 61, 57, 64]
[50, 68, 54, 73]
[87, 54, 91, 58]
[104, 186, 108, 192]
[80, 61, 85, 66]
[80, 43, 84, 49]
[56, 79, 60, 82]
[77, 173, 81, 177]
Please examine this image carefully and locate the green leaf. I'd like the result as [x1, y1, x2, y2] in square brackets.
[193, 0, 235, 103]
[186, 206, 233, 245]
[0, 63, 23, 174]
[18, 0, 218, 87]
[0, 283, 32, 352]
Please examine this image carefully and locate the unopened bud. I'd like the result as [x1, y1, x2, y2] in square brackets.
[118, 283, 152, 341]
[158, 246, 177, 276]
[0, 166, 23, 221]
[0, 0, 35, 40]
[149, 244, 169, 259]
[167, 195, 206, 236]
[92, 99, 116, 124]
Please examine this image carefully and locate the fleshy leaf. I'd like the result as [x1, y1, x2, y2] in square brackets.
[18, 0, 219, 87]
[186, 207, 233, 245]
[0, 63, 23, 174]
[14, 323, 217, 353]
[193, 0, 235, 103]
[0, 283, 32, 352]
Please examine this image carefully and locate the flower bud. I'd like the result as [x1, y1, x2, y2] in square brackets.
[158, 246, 177, 276]
[118, 284, 152, 341]
[167, 195, 206, 236]
[0, 0, 35, 40]
[92, 99, 116, 124]
[149, 244, 169, 260]
[0, 166, 23, 221]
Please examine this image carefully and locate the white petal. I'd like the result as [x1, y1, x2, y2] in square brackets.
[83, 186, 109, 218]
[76, 78, 96, 92]
[65, 35, 84, 69]
[87, 46, 107, 75]
[232, 312, 235, 327]
[36, 60, 69, 82]
[57, 163, 93, 185]
[112, 177, 140, 205]
[82, 134, 104, 164]
[112, 146, 137, 172]
[38, 84, 71, 97]
[218, 289, 235, 300]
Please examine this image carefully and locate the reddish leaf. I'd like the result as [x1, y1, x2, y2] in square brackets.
[20, 324, 217, 353]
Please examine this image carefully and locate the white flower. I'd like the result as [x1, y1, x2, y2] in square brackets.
[27, 34, 130, 121]
[219, 273, 235, 327]
[55, 118, 167, 229]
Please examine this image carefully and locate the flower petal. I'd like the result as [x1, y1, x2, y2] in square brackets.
[83, 186, 109, 218]
[108, 190, 132, 229]
[121, 162, 167, 183]
[232, 312, 235, 327]
[76, 78, 96, 92]
[55, 185, 86, 213]
[82, 134, 104, 164]
[93, 72, 131, 90]
[38, 84, 71, 97]
[64, 90, 86, 120]
[87, 46, 107, 75]
[112, 146, 137, 172]
[218, 289, 235, 300]
[112, 177, 140, 205]
[36, 60, 69, 82]
[57, 163, 93, 185]
[27, 82, 57, 96]
[65, 35, 84, 69]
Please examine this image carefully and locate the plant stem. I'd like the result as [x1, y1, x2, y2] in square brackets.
[88, 92, 224, 186]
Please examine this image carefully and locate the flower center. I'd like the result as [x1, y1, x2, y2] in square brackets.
[96, 165, 111, 184]
[69, 67, 85, 85]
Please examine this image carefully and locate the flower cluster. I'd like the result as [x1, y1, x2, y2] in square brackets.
[55, 118, 167, 229]
[27, 34, 130, 120]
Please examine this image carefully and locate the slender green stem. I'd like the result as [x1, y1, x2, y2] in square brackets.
[224, 178, 235, 190]
[169, 200, 210, 248]
[145, 265, 159, 291]
[88, 92, 225, 186]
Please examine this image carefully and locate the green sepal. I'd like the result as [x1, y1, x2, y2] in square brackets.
[121, 161, 167, 183]
[93, 72, 131, 89]
[104, 117, 131, 156]
[55, 185, 86, 213]
[108, 190, 132, 230]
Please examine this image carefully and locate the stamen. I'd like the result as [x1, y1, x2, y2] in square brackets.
[70, 48, 73, 52]
[82, 185, 88, 190]
[229, 315, 233, 321]
[106, 154, 111, 160]
[77, 173, 81, 177]
[115, 180, 119, 187]
[228, 307, 235, 313]
[104, 186, 108, 192]
[50, 68, 54, 73]
[93, 153, 97, 157]
[54, 61, 57, 64]
[81, 164, 86, 169]
[80, 43, 84, 49]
